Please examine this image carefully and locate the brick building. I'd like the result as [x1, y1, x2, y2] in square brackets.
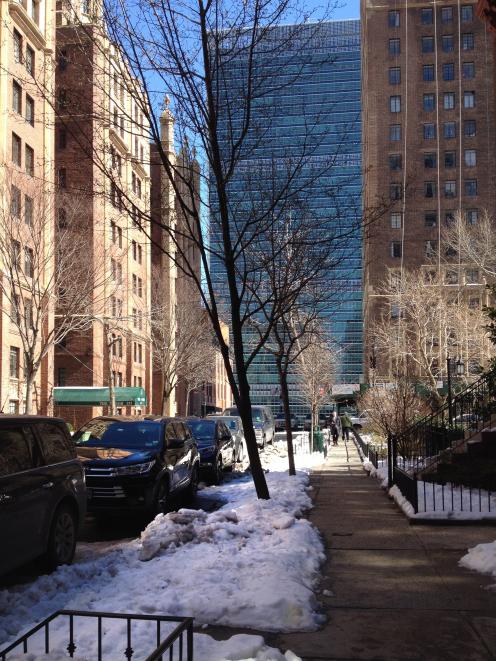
[362, 0, 496, 379]
[0, 0, 55, 413]
[53, 15, 152, 428]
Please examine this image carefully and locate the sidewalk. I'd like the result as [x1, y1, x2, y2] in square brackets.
[273, 439, 496, 661]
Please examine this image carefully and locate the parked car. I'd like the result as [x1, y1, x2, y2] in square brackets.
[274, 413, 299, 431]
[187, 418, 236, 484]
[207, 415, 245, 462]
[223, 406, 275, 448]
[350, 411, 371, 430]
[0, 416, 86, 576]
[303, 413, 329, 431]
[74, 416, 200, 515]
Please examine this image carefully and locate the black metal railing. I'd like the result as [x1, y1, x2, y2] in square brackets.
[0, 611, 194, 661]
[353, 430, 386, 469]
[417, 480, 495, 514]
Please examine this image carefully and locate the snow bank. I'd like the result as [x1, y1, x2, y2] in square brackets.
[459, 540, 496, 587]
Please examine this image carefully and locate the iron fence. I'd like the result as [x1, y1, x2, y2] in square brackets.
[0, 611, 194, 661]
[417, 480, 495, 514]
[353, 431, 386, 469]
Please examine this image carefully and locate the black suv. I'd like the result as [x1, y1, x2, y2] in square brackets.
[74, 416, 200, 514]
[0, 416, 86, 576]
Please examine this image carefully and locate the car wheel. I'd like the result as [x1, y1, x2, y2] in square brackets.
[153, 478, 169, 515]
[43, 504, 77, 571]
[185, 466, 199, 503]
[211, 455, 223, 485]
[225, 450, 236, 471]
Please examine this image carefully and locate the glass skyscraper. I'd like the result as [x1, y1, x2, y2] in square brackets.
[210, 20, 362, 417]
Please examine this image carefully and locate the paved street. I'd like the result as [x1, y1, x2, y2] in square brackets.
[273, 439, 496, 661]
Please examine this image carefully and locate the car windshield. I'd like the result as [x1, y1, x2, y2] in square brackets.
[226, 408, 263, 423]
[73, 420, 162, 449]
[188, 420, 216, 445]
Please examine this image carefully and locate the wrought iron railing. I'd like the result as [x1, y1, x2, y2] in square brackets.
[0, 611, 194, 661]
[353, 430, 386, 469]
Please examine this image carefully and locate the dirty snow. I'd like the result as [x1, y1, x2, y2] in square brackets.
[459, 540, 496, 589]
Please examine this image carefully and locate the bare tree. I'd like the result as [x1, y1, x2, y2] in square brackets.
[444, 210, 496, 279]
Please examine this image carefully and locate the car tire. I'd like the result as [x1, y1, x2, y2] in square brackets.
[185, 466, 199, 503]
[42, 503, 77, 571]
[211, 455, 223, 485]
[153, 478, 169, 515]
[225, 450, 236, 471]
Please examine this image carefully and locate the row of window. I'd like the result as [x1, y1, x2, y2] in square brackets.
[389, 119, 476, 141]
[390, 91, 475, 113]
[389, 149, 477, 171]
[390, 241, 479, 263]
[388, 5, 474, 27]
[12, 133, 34, 175]
[12, 80, 35, 126]
[389, 32, 474, 55]
[10, 240, 34, 277]
[11, 295, 33, 329]
[389, 62, 475, 85]
[10, 186, 33, 226]
[390, 208, 479, 229]
[110, 224, 144, 264]
[389, 179, 478, 200]
[421, 92, 459, 111]
[13, 30, 35, 76]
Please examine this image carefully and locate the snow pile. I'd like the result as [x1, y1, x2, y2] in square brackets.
[459, 540, 496, 586]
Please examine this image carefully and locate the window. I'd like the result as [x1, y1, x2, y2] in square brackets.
[11, 295, 21, 325]
[469, 297, 480, 309]
[31, 0, 39, 24]
[58, 167, 66, 188]
[465, 149, 476, 167]
[58, 129, 67, 149]
[444, 151, 456, 167]
[466, 208, 478, 224]
[424, 153, 436, 168]
[37, 423, 74, 464]
[443, 63, 454, 81]
[463, 62, 475, 79]
[11, 186, 21, 219]
[442, 35, 454, 52]
[134, 342, 143, 363]
[425, 240, 437, 257]
[12, 133, 21, 166]
[24, 195, 33, 226]
[389, 67, 401, 84]
[465, 179, 477, 196]
[389, 38, 400, 55]
[423, 64, 435, 81]
[445, 211, 455, 225]
[13, 30, 22, 64]
[26, 46, 34, 76]
[12, 80, 22, 114]
[390, 96, 401, 113]
[390, 124, 401, 141]
[422, 36, 434, 53]
[389, 10, 400, 26]
[57, 368, 66, 387]
[389, 153, 402, 170]
[461, 5, 473, 22]
[390, 212, 402, 229]
[462, 33, 474, 50]
[138, 245, 142, 264]
[441, 6, 453, 22]
[24, 298, 33, 328]
[423, 94, 435, 111]
[466, 268, 479, 284]
[25, 95, 34, 126]
[444, 122, 456, 138]
[424, 211, 437, 227]
[423, 123, 436, 139]
[58, 48, 68, 71]
[464, 119, 476, 136]
[390, 183, 402, 200]
[443, 92, 455, 110]
[24, 247, 34, 277]
[132, 273, 137, 294]
[445, 181, 456, 198]
[464, 91, 475, 108]
[424, 181, 436, 198]
[11, 240, 21, 268]
[25, 145, 34, 176]
[421, 7, 433, 24]
[391, 242, 402, 258]
[57, 89, 67, 110]
[10, 347, 20, 379]
[137, 179, 142, 198]
[445, 270, 458, 285]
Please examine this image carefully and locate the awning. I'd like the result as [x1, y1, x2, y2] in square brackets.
[54, 387, 147, 407]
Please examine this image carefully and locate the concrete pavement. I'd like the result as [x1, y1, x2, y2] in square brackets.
[273, 439, 496, 661]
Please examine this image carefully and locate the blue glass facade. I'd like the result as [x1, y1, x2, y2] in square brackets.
[210, 20, 362, 416]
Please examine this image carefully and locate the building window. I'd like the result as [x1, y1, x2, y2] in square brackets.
[25, 46, 34, 76]
[57, 368, 66, 387]
[443, 63, 455, 81]
[25, 95, 34, 126]
[425, 240, 437, 257]
[389, 67, 401, 85]
[441, 6, 453, 22]
[11, 186, 21, 219]
[422, 36, 434, 53]
[421, 7, 433, 24]
[389, 38, 400, 55]
[390, 212, 402, 229]
[442, 35, 454, 52]
[57, 89, 67, 110]
[464, 119, 476, 137]
[58, 168, 67, 188]
[466, 208, 478, 225]
[443, 92, 455, 110]
[461, 5, 473, 22]
[444, 151, 456, 167]
[390, 96, 401, 113]
[469, 297, 480, 309]
[444, 122, 456, 138]
[58, 48, 68, 71]
[465, 179, 477, 196]
[390, 124, 401, 141]
[391, 242, 402, 258]
[444, 211, 454, 226]
[445, 270, 458, 285]
[424, 153, 436, 168]
[24, 247, 34, 277]
[464, 149, 476, 167]
[463, 62, 475, 79]
[11, 240, 21, 268]
[423, 123, 436, 139]
[463, 91, 475, 108]
[389, 153, 402, 170]
[424, 181, 436, 198]
[423, 65, 435, 81]
[423, 94, 435, 111]
[444, 181, 456, 198]
[390, 183, 402, 200]
[12, 133, 21, 166]
[424, 211, 437, 227]
[58, 129, 67, 149]
[13, 30, 22, 63]
[466, 268, 479, 284]
[10, 347, 20, 379]
[24, 195, 33, 226]
[25, 145, 34, 176]
[12, 80, 22, 114]
[388, 10, 400, 26]
[462, 33, 474, 50]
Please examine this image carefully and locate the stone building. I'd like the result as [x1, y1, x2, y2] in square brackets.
[362, 0, 496, 380]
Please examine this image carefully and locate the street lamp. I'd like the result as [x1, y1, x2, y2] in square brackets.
[446, 354, 465, 426]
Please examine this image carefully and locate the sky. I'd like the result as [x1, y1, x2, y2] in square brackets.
[333, 0, 360, 20]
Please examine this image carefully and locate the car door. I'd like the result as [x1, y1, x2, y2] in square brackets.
[174, 423, 193, 486]
[164, 422, 182, 491]
[218, 423, 233, 464]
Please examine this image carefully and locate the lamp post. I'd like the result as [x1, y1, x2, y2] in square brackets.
[446, 354, 465, 427]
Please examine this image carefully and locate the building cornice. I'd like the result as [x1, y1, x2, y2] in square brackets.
[9, 1, 46, 50]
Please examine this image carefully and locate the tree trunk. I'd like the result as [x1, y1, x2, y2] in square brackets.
[161, 386, 169, 416]
[25, 371, 35, 414]
[185, 388, 191, 416]
[277, 358, 295, 476]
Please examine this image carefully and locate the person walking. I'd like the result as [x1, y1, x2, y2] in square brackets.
[340, 412, 353, 442]
[330, 412, 340, 446]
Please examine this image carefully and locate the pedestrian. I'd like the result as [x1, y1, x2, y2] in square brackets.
[340, 412, 353, 442]
[330, 412, 340, 446]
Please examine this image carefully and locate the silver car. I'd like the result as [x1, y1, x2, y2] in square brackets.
[207, 415, 246, 462]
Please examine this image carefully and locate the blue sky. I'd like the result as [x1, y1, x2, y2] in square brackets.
[330, 0, 360, 20]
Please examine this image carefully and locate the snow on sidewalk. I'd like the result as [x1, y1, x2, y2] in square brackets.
[0, 440, 325, 660]
[459, 539, 496, 589]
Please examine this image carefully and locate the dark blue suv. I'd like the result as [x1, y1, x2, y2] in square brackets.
[74, 416, 200, 515]
[187, 418, 235, 484]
